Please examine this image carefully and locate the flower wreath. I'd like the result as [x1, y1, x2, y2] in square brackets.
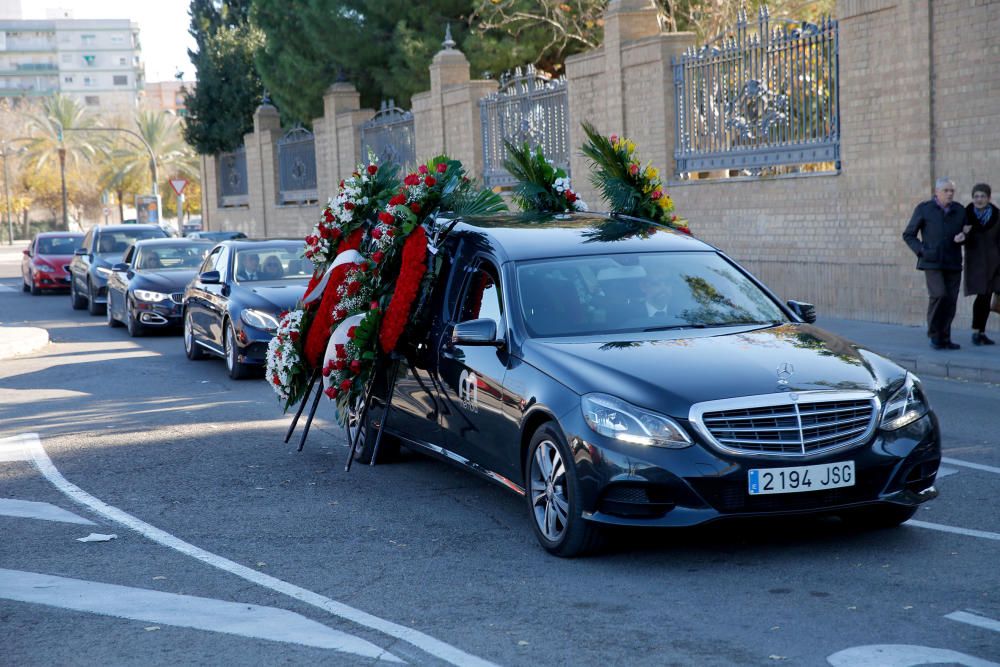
[580, 121, 690, 236]
[265, 308, 310, 409]
[502, 140, 588, 214]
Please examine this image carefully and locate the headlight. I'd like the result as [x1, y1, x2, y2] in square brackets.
[134, 289, 169, 302]
[33, 261, 55, 272]
[880, 372, 929, 430]
[582, 393, 692, 448]
[95, 266, 112, 278]
[241, 308, 280, 332]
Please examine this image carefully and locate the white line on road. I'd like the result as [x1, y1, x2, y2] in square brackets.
[936, 465, 959, 479]
[0, 284, 17, 292]
[908, 519, 1000, 542]
[942, 457, 1000, 475]
[0, 498, 96, 525]
[827, 644, 1000, 667]
[0, 568, 399, 661]
[0, 433, 498, 667]
[946, 610, 1000, 634]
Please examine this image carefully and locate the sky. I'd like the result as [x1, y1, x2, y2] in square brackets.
[22, 1, 197, 83]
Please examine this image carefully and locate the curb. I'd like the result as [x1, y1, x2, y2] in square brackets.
[888, 354, 1000, 385]
[0, 327, 49, 360]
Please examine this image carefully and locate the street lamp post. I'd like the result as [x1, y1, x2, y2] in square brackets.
[58, 145, 68, 231]
[1, 140, 17, 245]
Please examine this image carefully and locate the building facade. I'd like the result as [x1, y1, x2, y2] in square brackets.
[0, 17, 142, 112]
[143, 80, 191, 116]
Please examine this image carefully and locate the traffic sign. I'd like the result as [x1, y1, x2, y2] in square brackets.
[170, 179, 188, 196]
[102, 207, 110, 217]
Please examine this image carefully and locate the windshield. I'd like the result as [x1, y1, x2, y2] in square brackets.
[96, 229, 166, 255]
[515, 251, 787, 338]
[234, 247, 313, 282]
[37, 236, 82, 254]
[136, 243, 211, 271]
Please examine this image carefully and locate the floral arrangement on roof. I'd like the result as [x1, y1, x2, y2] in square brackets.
[580, 121, 690, 236]
[502, 140, 588, 214]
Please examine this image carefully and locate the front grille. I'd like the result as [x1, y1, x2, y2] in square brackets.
[691, 392, 878, 457]
[170, 292, 183, 304]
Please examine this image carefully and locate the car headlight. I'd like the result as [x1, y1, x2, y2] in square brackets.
[33, 261, 55, 272]
[95, 266, 112, 278]
[880, 372, 929, 430]
[134, 289, 169, 302]
[241, 308, 280, 332]
[582, 393, 692, 448]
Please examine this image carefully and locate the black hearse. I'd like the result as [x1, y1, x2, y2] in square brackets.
[358, 213, 940, 557]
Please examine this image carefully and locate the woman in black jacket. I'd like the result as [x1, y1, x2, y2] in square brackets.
[963, 183, 1000, 345]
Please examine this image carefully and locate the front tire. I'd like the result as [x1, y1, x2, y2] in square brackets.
[224, 320, 253, 379]
[125, 298, 145, 337]
[106, 296, 122, 328]
[346, 394, 399, 465]
[525, 424, 603, 557]
[86, 280, 103, 316]
[70, 278, 86, 310]
[840, 504, 918, 530]
[183, 310, 206, 360]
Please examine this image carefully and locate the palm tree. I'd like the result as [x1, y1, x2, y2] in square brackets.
[21, 94, 99, 230]
[113, 110, 199, 195]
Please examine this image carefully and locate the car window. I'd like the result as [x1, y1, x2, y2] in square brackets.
[95, 228, 166, 255]
[81, 230, 93, 252]
[36, 236, 82, 254]
[234, 247, 313, 282]
[515, 251, 787, 338]
[457, 261, 502, 324]
[136, 243, 211, 270]
[123, 246, 136, 265]
[199, 246, 223, 274]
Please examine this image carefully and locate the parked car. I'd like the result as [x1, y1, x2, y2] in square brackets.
[69, 224, 168, 315]
[181, 217, 203, 236]
[106, 238, 214, 336]
[21, 232, 83, 294]
[182, 239, 313, 379]
[186, 230, 247, 242]
[353, 213, 941, 557]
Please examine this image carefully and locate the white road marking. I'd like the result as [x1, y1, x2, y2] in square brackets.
[827, 644, 999, 666]
[907, 519, 1000, 542]
[942, 457, 1000, 475]
[0, 568, 399, 661]
[937, 465, 959, 479]
[0, 498, 96, 525]
[0, 433, 498, 667]
[947, 610, 1000, 634]
[0, 284, 17, 292]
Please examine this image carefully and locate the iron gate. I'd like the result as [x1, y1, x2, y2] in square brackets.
[673, 5, 840, 177]
[277, 127, 318, 204]
[217, 147, 248, 207]
[360, 101, 415, 171]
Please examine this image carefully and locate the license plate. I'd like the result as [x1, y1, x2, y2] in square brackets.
[748, 461, 855, 495]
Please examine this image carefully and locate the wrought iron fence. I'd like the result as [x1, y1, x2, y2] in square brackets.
[217, 147, 248, 207]
[673, 6, 840, 177]
[360, 101, 415, 171]
[479, 66, 571, 189]
[277, 127, 318, 204]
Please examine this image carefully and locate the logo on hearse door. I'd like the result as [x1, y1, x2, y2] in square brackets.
[458, 370, 479, 413]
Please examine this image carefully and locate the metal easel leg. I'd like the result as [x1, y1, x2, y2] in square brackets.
[368, 354, 402, 466]
[284, 370, 319, 443]
[296, 378, 325, 452]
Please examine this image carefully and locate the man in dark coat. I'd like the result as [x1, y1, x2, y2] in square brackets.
[903, 178, 968, 349]
[963, 183, 1000, 345]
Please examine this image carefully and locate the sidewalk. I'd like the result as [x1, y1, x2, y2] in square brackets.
[0, 326, 49, 360]
[820, 317, 1000, 385]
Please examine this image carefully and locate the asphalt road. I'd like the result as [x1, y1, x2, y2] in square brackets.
[2, 250, 999, 666]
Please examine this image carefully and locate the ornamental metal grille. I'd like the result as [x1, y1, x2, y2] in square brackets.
[673, 6, 840, 177]
[479, 66, 570, 189]
[360, 101, 415, 171]
[277, 127, 318, 204]
[217, 147, 248, 207]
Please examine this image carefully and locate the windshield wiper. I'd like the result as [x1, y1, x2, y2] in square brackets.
[642, 323, 707, 332]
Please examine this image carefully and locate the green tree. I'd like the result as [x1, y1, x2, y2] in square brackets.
[184, 0, 263, 154]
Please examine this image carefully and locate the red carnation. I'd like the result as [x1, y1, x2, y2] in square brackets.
[418, 164, 428, 174]
[410, 203, 422, 214]
[289, 331, 299, 342]
[370, 301, 379, 311]
[271, 374, 280, 386]
[380, 225, 428, 353]
[404, 173, 420, 186]
[332, 308, 345, 321]
[279, 310, 289, 319]
[306, 235, 318, 245]
[565, 191, 577, 203]
[350, 360, 361, 374]
[339, 179, 345, 188]
[324, 386, 337, 399]
[651, 190, 662, 200]
[335, 344, 346, 358]
[343, 201, 355, 211]
[378, 211, 395, 225]
[324, 210, 334, 223]
[322, 364, 333, 377]
[371, 227, 383, 240]
[629, 163, 639, 176]
[385, 228, 395, 237]
[389, 193, 406, 207]
[334, 359, 345, 371]
[367, 164, 378, 175]
[424, 176, 436, 187]
[346, 281, 361, 296]
[347, 326, 357, 339]
[371, 250, 384, 264]
[436, 162, 447, 173]
[340, 379, 353, 392]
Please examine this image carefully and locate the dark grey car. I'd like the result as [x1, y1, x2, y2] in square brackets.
[69, 224, 167, 315]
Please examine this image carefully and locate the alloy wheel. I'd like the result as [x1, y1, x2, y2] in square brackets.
[225, 325, 235, 372]
[529, 439, 570, 542]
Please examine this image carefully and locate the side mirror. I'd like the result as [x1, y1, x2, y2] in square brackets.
[199, 270, 221, 285]
[787, 300, 817, 324]
[452, 318, 502, 347]
[111, 263, 129, 273]
[74, 248, 88, 256]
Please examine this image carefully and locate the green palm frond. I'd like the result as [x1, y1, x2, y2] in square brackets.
[502, 139, 567, 213]
[444, 179, 507, 216]
[580, 121, 645, 216]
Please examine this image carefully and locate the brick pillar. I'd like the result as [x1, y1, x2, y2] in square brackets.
[603, 0, 662, 132]
[249, 101, 281, 238]
[316, 82, 368, 196]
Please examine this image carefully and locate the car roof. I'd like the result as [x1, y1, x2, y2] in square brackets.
[218, 238, 302, 247]
[93, 224, 164, 233]
[450, 212, 714, 262]
[129, 238, 214, 247]
[35, 231, 83, 238]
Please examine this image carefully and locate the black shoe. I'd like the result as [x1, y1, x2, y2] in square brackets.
[973, 333, 995, 346]
[931, 340, 961, 350]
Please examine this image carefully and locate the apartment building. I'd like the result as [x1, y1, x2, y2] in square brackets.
[0, 17, 143, 113]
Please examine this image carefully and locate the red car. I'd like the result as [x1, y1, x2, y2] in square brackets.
[21, 232, 84, 295]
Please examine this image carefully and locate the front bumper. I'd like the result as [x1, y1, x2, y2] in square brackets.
[33, 271, 71, 289]
[234, 321, 274, 366]
[562, 411, 941, 527]
[133, 298, 184, 328]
